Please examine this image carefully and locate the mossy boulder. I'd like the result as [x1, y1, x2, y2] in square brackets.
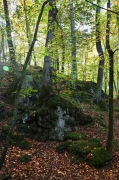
[86, 147, 110, 167]
[20, 154, 31, 163]
[16, 124, 35, 137]
[56, 140, 72, 153]
[69, 140, 92, 157]
[88, 138, 101, 148]
[69, 138, 101, 157]
[65, 132, 86, 141]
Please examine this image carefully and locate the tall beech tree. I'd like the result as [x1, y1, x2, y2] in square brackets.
[3, 0, 18, 70]
[94, 0, 105, 104]
[42, 0, 57, 88]
[106, 0, 114, 155]
[69, 0, 77, 82]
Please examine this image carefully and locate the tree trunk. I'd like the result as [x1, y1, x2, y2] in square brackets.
[106, 0, 114, 155]
[23, 0, 32, 65]
[43, 0, 57, 88]
[69, 0, 77, 82]
[94, 0, 105, 104]
[61, 34, 65, 72]
[3, 0, 18, 70]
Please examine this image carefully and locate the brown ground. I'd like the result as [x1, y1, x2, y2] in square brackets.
[0, 91, 119, 180]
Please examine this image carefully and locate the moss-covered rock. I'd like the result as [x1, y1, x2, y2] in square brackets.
[69, 138, 101, 157]
[65, 132, 86, 141]
[16, 124, 35, 137]
[69, 140, 92, 157]
[88, 138, 101, 148]
[20, 154, 31, 163]
[86, 147, 110, 167]
[56, 140, 72, 153]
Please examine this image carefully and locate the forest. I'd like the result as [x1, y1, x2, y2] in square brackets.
[0, 0, 119, 179]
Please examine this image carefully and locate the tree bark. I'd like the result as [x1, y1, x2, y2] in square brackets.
[69, 0, 77, 82]
[3, 0, 17, 70]
[94, 0, 105, 104]
[106, 0, 114, 155]
[43, 0, 57, 88]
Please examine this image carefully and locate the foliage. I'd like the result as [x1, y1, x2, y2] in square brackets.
[86, 147, 110, 167]
[20, 154, 31, 163]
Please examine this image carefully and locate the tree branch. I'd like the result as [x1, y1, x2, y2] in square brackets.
[86, 0, 119, 15]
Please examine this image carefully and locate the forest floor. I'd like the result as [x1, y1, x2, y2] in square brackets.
[0, 91, 119, 180]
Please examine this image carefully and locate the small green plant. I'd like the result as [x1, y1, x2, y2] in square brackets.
[56, 140, 72, 153]
[20, 154, 31, 163]
[65, 132, 86, 141]
[1, 126, 9, 138]
[112, 139, 119, 149]
[86, 147, 110, 167]
[19, 139, 31, 150]
[10, 135, 24, 146]
[10, 135, 31, 150]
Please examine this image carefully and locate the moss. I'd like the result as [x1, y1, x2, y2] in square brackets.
[112, 139, 119, 149]
[2, 126, 9, 136]
[56, 140, 72, 153]
[38, 106, 49, 116]
[86, 147, 110, 167]
[20, 154, 31, 163]
[10, 134, 24, 146]
[19, 139, 31, 150]
[47, 95, 62, 109]
[96, 116, 107, 128]
[69, 140, 92, 157]
[65, 132, 86, 141]
[70, 157, 79, 164]
[99, 99, 109, 111]
[114, 107, 119, 112]
[88, 138, 101, 148]
[10, 134, 31, 150]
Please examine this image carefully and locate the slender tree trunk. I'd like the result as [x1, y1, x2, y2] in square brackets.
[1, 32, 7, 62]
[106, 0, 114, 155]
[0, 0, 49, 169]
[43, 0, 57, 88]
[94, 0, 105, 104]
[23, 0, 32, 65]
[61, 34, 65, 72]
[3, 0, 17, 70]
[69, 0, 77, 82]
